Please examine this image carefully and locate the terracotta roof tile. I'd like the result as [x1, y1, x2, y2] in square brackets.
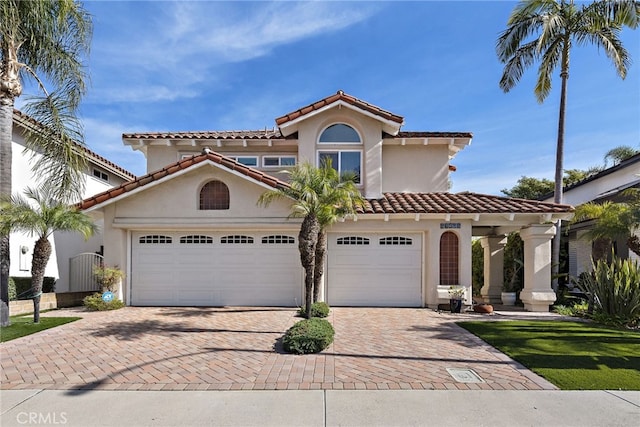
[122, 129, 284, 140]
[275, 90, 404, 126]
[393, 131, 474, 139]
[13, 109, 136, 180]
[359, 192, 573, 215]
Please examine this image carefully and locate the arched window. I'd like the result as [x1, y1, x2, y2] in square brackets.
[319, 123, 361, 143]
[439, 232, 459, 286]
[199, 180, 229, 210]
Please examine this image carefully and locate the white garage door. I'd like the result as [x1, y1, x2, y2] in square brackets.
[131, 232, 302, 306]
[327, 234, 422, 307]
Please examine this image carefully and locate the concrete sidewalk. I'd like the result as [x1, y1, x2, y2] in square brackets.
[2, 389, 639, 427]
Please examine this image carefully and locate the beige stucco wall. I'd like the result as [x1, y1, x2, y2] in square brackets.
[113, 164, 293, 220]
[382, 145, 450, 193]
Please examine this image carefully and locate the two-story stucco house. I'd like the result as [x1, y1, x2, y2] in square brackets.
[542, 153, 640, 278]
[80, 91, 573, 311]
[10, 110, 136, 292]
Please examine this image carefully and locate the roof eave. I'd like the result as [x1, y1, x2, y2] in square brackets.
[278, 100, 403, 137]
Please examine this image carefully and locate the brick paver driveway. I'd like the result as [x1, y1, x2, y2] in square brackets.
[1, 307, 555, 391]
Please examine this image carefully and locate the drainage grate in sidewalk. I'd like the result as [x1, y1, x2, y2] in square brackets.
[446, 368, 485, 383]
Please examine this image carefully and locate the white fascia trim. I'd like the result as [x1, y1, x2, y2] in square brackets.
[279, 100, 402, 136]
[84, 159, 290, 213]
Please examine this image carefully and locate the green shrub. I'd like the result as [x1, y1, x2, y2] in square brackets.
[574, 257, 640, 327]
[9, 276, 56, 299]
[283, 318, 335, 354]
[83, 293, 125, 311]
[553, 300, 589, 317]
[8, 277, 16, 301]
[298, 301, 330, 318]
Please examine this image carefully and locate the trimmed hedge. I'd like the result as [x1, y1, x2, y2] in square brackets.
[83, 293, 125, 311]
[283, 318, 334, 354]
[10, 276, 56, 299]
[298, 301, 330, 318]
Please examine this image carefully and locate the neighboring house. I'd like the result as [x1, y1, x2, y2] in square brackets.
[80, 91, 573, 311]
[542, 153, 640, 278]
[10, 110, 136, 293]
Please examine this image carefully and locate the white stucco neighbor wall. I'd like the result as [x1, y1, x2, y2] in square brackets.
[10, 129, 128, 292]
[542, 163, 640, 206]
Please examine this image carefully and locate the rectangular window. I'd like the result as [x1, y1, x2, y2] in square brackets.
[318, 151, 361, 184]
[93, 168, 109, 182]
[263, 156, 297, 167]
[229, 156, 258, 167]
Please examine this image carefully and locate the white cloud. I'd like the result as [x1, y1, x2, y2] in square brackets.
[87, 1, 379, 105]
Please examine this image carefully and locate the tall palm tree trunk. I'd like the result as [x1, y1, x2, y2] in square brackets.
[313, 229, 327, 303]
[31, 237, 52, 324]
[552, 46, 570, 292]
[299, 215, 320, 319]
[0, 100, 14, 327]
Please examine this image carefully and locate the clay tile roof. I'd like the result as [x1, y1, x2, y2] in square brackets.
[393, 131, 474, 139]
[78, 150, 291, 210]
[122, 129, 285, 140]
[358, 192, 573, 215]
[13, 110, 136, 180]
[275, 90, 404, 126]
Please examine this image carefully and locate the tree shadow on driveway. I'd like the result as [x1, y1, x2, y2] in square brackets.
[88, 319, 284, 341]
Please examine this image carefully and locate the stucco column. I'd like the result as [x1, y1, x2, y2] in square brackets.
[519, 224, 557, 312]
[480, 235, 507, 304]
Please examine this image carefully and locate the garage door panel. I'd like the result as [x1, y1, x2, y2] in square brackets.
[328, 233, 422, 307]
[131, 232, 302, 306]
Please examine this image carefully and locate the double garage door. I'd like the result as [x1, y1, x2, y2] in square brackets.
[131, 232, 303, 306]
[131, 231, 422, 307]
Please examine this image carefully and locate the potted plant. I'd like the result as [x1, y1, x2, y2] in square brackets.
[93, 264, 125, 293]
[502, 258, 523, 305]
[448, 286, 465, 313]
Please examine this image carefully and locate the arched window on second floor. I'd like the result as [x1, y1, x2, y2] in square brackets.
[199, 180, 229, 210]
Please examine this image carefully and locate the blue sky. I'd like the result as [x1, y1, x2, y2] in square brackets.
[30, 1, 640, 195]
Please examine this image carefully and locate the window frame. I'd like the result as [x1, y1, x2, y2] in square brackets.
[318, 123, 362, 145]
[262, 156, 297, 168]
[228, 156, 259, 167]
[92, 168, 109, 182]
[317, 149, 362, 184]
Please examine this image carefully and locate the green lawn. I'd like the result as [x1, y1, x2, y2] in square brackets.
[458, 320, 640, 390]
[0, 316, 81, 342]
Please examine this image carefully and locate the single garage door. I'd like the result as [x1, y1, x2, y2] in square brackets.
[131, 232, 302, 306]
[327, 233, 422, 307]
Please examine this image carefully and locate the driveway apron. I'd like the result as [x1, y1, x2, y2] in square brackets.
[0, 307, 555, 391]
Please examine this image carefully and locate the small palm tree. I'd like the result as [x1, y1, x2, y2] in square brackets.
[0, 187, 96, 323]
[497, 0, 639, 287]
[604, 145, 640, 167]
[1, 0, 92, 326]
[258, 161, 362, 318]
[572, 196, 640, 260]
[313, 166, 363, 303]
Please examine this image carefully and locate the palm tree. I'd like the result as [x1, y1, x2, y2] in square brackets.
[312, 166, 363, 304]
[0, 0, 92, 326]
[0, 187, 96, 323]
[572, 192, 640, 260]
[258, 161, 362, 318]
[497, 0, 639, 289]
[604, 145, 640, 167]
